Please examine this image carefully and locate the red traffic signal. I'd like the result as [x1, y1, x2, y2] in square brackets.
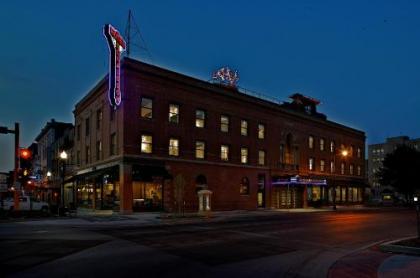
[20, 148, 32, 159]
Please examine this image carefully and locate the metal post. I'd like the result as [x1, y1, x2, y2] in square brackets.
[60, 160, 65, 215]
[416, 204, 420, 239]
[13, 122, 20, 211]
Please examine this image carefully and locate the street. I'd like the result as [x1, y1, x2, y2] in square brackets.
[0, 209, 418, 277]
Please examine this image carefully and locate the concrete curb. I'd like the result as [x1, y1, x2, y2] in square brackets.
[379, 237, 420, 256]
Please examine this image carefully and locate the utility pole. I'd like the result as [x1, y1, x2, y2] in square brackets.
[0, 122, 20, 211]
[125, 9, 132, 57]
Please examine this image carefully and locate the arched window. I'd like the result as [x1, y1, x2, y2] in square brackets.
[240, 177, 250, 195]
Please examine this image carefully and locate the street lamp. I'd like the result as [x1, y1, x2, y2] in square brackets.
[46, 171, 52, 177]
[414, 196, 419, 239]
[332, 147, 349, 211]
[59, 150, 68, 216]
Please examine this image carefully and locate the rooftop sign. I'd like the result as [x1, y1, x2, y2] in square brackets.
[103, 24, 126, 108]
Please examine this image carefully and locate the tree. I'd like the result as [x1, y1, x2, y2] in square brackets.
[377, 145, 420, 203]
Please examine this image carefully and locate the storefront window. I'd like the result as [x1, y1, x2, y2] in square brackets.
[132, 181, 162, 211]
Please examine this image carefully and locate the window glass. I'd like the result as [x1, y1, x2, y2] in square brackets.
[221, 145, 229, 161]
[309, 157, 314, 170]
[320, 138, 325, 151]
[308, 136, 314, 149]
[169, 138, 179, 156]
[258, 124, 265, 139]
[241, 120, 248, 136]
[221, 115, 229, 132]
[169, 104, 179, 124]
[241, 148, 248, 164]
[320, 159, 325, 172]
[141, 135, 153, 153]
[195, 141, 205, 159]
[195, 110, 206, 128]
[240, 177, 250, 195]
[140, 98, 153, 118]
[258, 150, 265, 165]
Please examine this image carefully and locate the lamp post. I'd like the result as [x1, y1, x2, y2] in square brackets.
[414, 196, 419, 239]
[59, 150, 68, 216]
[332, 148, 348, 211]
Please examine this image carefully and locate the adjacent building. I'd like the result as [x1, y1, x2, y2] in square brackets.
[71, 57, 366, 214]
[368, 136, 420, 199]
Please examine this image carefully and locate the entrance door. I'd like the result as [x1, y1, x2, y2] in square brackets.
[257, 174, 266, 208]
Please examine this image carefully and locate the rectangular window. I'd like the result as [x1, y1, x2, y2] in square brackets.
[221, 145, 229, 161]
[350, 145, 354, 157]
[85, 146, 90, 164]
[195, 110, 206, 128]
[279, 144, 284, 163]
[330, 161, 335, 173]
[169, 138, 179, 156]
[241, 120, 248, 136]
[96, 140, 102, 161]
[85, 118, 90, 136]
[195, 141, 205, 159]
[258, 124, 265, 139]
[169, 104, 179, 124]
[220, 115, 229, 132]
[77, 124, 81, 141]
[308, 136, 314, 149]
[110, 133, 116, 156]
[76, 150, 80, 166]
[96, 109, 102, 130]
[320, 159, 325, 172]
[141, 135, 153, 153]
[320, 138, 325, 151]
[357, 165, 361, 176]
[241, 148, 248, 164]
[309, 158, 314, 171]
[140, 98, 153, 119]
[330, 141, 335, 153]
[357, 148, 361, 158]
[350, 164, 354, 175]
[258, 150, 266, 166]
[341, 162, 345, 174]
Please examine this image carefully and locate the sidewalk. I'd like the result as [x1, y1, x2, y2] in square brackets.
[328, 241, 420, 278]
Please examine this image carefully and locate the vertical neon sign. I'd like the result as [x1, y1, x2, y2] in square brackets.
[104, 24, 126, 108]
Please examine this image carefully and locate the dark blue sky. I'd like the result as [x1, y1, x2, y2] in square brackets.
[1, 0, 420, 171]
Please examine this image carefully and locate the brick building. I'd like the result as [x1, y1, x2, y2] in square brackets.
[72, 57, 366, 214]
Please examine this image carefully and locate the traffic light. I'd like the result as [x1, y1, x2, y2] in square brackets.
[19, 148, 33, 189]
[20, 148, 32, 160]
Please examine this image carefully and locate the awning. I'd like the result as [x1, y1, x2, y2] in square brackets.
[132, 165, 172, 181]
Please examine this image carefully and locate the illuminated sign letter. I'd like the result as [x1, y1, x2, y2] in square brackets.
[104, 24, 126, 108]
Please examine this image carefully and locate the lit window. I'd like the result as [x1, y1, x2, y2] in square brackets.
[140, 98, 153, 119]
[241, 120, 248, 136]
[240, 177, 250, 195]
[341, 162, 345, 174]
[241, 148, 248, 164]
[258, 124, 265, 139]
[330, 161, 335, 173]
[279, 144, 284, 163]
[309, 158, 314, 170]
[141, 135, 152, 153]
[320, 138, 325, 151]
[320, 159, 325, 172]
[330, 141, 335, 153]
[308, 136, 314, 149]
[350, 145, 354, 157]
[169, 104, 179, 124]
[258, 150, 265, 166]
[195, 141, 205, 159]
[169, 138, 179, 156]
[221, 145, 229, 161]
[357, 166, 361, 176]
[357, 148, 361, 158]
[350, 164, 354, 175]
[221, 115, 229, 132]
[195, 110, 206, 128]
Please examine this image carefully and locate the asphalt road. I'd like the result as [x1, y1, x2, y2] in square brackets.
[0, 209, 417, 278]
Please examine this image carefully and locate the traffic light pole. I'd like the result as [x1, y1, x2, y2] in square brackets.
[14, 123, 20, 211]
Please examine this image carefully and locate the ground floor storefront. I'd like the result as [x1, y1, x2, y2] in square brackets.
[70, 159, 366, 213]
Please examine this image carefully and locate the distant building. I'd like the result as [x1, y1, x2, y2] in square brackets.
[72, 57, 366, 214]
[368, 136, 420, 198]
[33, 119, 74, 204]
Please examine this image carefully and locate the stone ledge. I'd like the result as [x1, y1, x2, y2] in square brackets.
[379, 237, 420, 256]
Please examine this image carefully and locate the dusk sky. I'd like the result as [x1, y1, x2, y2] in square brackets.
[1, 0, 420, 172]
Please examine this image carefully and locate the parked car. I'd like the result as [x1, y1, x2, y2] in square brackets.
[1, 196, 49, 212]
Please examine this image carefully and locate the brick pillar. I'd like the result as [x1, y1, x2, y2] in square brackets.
[303, 185, 308, 208]
[119, 163, 133, 214]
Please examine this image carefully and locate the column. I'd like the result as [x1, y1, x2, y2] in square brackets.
[119, 163, 133, 214]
